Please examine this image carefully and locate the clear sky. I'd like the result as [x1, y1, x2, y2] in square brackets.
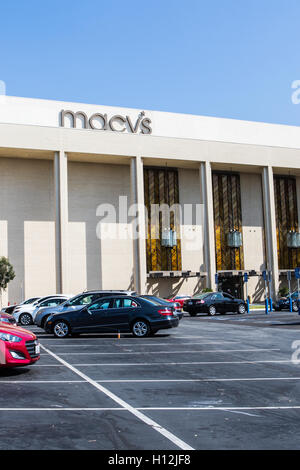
[1, 0, 300, 126]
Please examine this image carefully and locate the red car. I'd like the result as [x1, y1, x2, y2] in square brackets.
[0, 312, 17, 326]
[0, 323, 40, 368]
[166, 295, 191, 308]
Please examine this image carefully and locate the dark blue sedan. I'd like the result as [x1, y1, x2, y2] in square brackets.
[45, 296, 179, 338]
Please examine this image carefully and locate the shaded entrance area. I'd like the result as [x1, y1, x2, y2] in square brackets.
[218, 273, 244, 299]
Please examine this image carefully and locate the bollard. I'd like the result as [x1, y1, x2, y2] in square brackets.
[246, 298, 250, 313]
[289, 297, 293, 313]
[269, 298, 273, 312]
[265, 298, 269, 314]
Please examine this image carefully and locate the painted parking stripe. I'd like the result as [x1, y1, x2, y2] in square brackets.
[0, 380, 85, 383]
[94, 377, 300, 383]
[2, 376, 300, 384]
[34, 359, 297, 367]
[38, 348, 280, 356]
[0, 407, 125, 411]
[3, 405, 300, 412]
[40, 344, 194, 451]
[35, 341, 242, 347]
[136, 406, 300, 411]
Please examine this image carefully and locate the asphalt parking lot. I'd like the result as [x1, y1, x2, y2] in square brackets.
[2, 310, 300, 450]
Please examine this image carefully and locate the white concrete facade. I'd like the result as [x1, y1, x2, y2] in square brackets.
[0, 95, 300, 303]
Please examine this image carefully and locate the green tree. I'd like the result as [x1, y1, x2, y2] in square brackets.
[0, 257, 15, 308]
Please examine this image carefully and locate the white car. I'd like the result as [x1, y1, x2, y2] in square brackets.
[14, 295, 71, 326]
[1, 297, 42, 314]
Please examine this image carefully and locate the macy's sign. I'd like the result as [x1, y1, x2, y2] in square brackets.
[60, 109, 152, 134]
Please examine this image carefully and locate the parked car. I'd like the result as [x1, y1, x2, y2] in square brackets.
[35, 290, 137, 329]
[183, 291, 247, 316]
[0, 313, 17, 326]
[1, 297, 41, 314]
[14, 295, 71, 326]
[274, 292, 299, 311]
[0, 323, 40, 368]
[165, 295, 191, 308]
[139, 295, 183, 320]
[44, 295, 179, 338]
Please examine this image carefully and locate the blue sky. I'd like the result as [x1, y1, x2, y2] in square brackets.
[0, 0, 300, 126]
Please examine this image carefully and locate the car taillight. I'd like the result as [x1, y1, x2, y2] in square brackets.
[158, 308, 174, 316]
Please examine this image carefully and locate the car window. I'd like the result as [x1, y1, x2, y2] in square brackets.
[123, 298, 139, 308]
[89, 300, 111, 311]
[23, 297, 40, 304]
[113, 298, 123, 308]
[41, 298, 65, 307]
[141, 296, 165, 306]
[193, 293, 211, 300]
[69, 294, 96, 306]
[211, 293, 223, 300]
[223, 294, 233, 299]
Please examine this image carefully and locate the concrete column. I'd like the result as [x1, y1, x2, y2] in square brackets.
[130, 156, 147, 294]
[200, 162, 216, 289]
[54, 151, 69, 294]
[262, 166, 279, 298]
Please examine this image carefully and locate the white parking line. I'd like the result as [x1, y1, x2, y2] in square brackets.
[2, 405, 300, 412]
[38, 348, 280, 356]
[94, 377, 300, 383]
[36, 335, 218, 341]
[40, 344, 194, 451]
[2, 376, 300, 384]
[36, 341, 242, 347]
[0, 380, 85, 383]
[0, 407, 125, 411]
[136, 406, 300, 411]
[34, 359, 296, 367]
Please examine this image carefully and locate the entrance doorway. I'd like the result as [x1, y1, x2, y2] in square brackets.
[218, 274, 244, 299]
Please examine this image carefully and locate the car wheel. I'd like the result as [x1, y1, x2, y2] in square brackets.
[53, 321, 70, 338]
[238, 304, 246, 314]
[132, 320, 150, 338]
[19, 313, 33, 326]
[208, 305, 217, 316]
[292, 302, 299, 312]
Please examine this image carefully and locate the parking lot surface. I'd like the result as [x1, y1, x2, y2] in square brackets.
[1, 310, 300, 450]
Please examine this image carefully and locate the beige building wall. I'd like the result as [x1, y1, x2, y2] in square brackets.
[240, 173, 266, 301]
[0, 157, 56, 303]
[67, 161, 133, 292]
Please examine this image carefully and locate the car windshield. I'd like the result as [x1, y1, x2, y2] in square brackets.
[192, 293, 211, 299]
[67, 294, 97, 306]
[141, 296, 169, 305]
[23, 297, 40, 304]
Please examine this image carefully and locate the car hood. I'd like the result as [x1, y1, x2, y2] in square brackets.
[36, 304, 83, 316]
[49, 305, 85, 317]
[0, 323, 37, 340]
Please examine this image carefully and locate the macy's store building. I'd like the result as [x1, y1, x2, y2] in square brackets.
[1, 95, 300, 305]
